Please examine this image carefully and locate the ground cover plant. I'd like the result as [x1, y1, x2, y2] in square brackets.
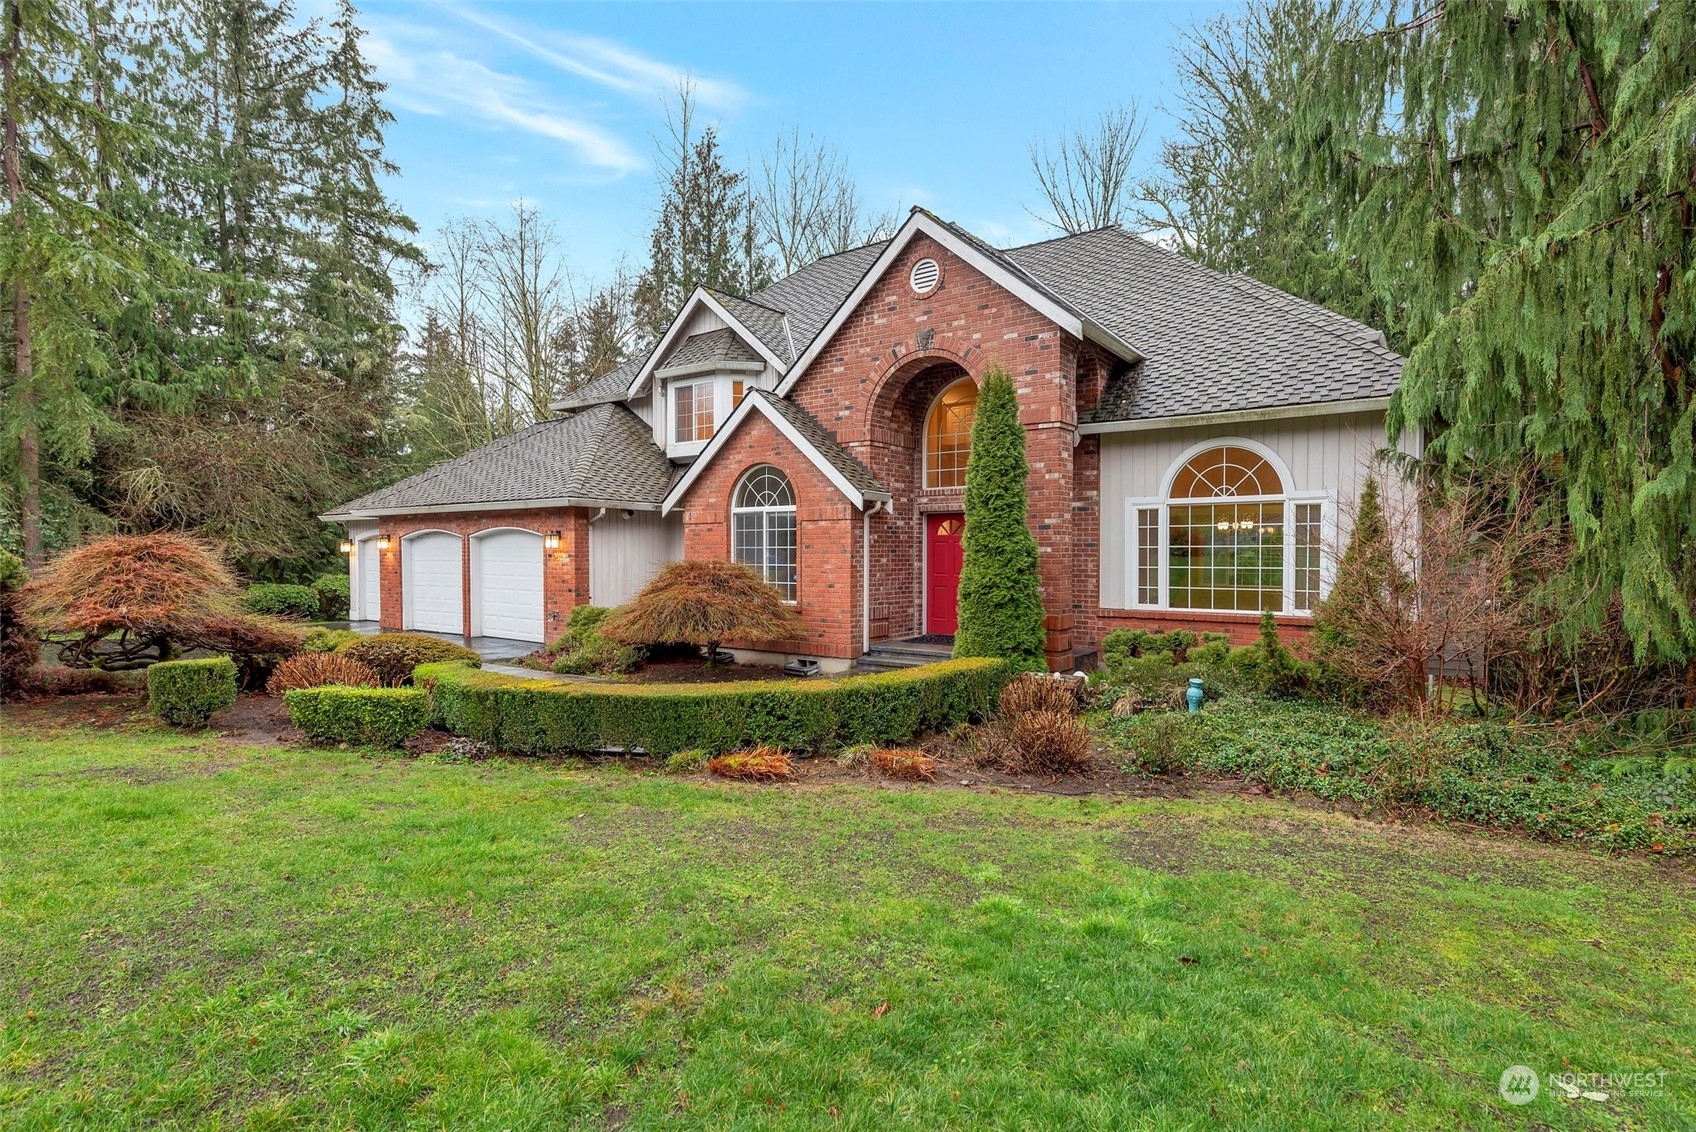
[1101, 699, 1696, 855]
[1, 715, 1691, 1128]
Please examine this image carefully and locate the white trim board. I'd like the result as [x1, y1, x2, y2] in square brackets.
[1080, 397, 1392, 435]
[662, 392, 891, 514]
[626, 289, 790, 399]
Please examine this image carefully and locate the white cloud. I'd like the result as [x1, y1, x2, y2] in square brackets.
[442, 4, 748, 111]
[363, 23, 642, 175]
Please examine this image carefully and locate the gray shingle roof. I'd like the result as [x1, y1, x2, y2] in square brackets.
[750, 241, 888, 356]
[556, 355, 645, 409]
[749, 391, 888, 500]
[705, 289, 794, 364]
[657, 327, 762, 371]
[324, 403, 671, 517]
[1002, 227, 1402, 422]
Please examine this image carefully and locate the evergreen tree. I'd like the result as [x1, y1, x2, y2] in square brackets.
[1169, 0, 1696, 665]
[633, 86, 771, 340]
[953, 366, 1047, 671]
[0, 0, 151, 565]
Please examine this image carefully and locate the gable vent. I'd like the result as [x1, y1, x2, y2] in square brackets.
[909, 257, 940, 295]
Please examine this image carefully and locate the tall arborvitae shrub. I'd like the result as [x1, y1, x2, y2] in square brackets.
[953, 365, 1048, 670]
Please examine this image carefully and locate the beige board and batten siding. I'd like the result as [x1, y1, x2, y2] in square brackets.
[1097, 411, 1416, 609]
[589, 510, 684, 607]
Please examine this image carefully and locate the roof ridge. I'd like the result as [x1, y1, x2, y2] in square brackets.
[1000, 223, 1127, 252]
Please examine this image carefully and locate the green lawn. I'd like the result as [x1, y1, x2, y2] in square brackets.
[2, 717, 1692, 1130]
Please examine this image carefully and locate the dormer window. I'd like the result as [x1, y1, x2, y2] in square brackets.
[673, 380, 716, 443]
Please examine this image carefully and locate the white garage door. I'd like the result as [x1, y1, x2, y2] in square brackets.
[475, 530, 544, 642]
[357, 540, 381, 622]
[405, 532, 463, 634]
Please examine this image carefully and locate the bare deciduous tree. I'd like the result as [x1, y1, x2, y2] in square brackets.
[1028, 104, 1148, 234]
[755, 127, 899, 275]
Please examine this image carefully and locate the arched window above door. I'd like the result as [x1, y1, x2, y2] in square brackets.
[924, 379, 977, 490]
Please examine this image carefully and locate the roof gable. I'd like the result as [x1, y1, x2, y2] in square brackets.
[625, 288, 790, 400]
[661, 390, 888, 514]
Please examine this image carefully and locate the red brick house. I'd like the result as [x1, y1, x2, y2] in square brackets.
[324, 210, 1411, 670]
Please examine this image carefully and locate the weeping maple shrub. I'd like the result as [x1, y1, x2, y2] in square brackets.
[601, 560, 805, 662]
[19, 533, 303, 673]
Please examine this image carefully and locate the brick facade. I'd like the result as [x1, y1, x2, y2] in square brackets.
[785, 233, 1083, 668]
[372, 507, 589, 639]
[677, 410, 861, 658]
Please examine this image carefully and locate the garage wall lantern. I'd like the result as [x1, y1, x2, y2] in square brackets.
[337, 539, 353, 555]
[543, 530, 562, 550]
[376, 532, 392, 551]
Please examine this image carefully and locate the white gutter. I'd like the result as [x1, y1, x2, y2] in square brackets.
[321, 495, 664, 522]
[861, 499, 885, 655]
[1078, 396, 1392, 436]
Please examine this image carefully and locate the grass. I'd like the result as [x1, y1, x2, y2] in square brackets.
[2, 714, 1693, 1129]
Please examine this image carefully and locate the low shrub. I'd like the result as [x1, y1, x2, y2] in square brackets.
[1102, 628, 1199, 672]
[707, 747, 795, 782]
[266, 652, 381, 697]
[536, 607, 642, 676]
[999, 672, 1079, 718]
[417, 657, 1013, 756]
[240, 583, 322, 620]
[311, 573, 350, 620]
[1116, 712, 1197, 775]
[1007, 709, 1091, 775]
[344, 632, 481, 686]
[663, 749, 708, 774]
[872, 748, 936, 781]
[302, 627, 362, 653]
[1222, 612, 1310, 698]
[147, 657, 237, 728]
[284, 685, 429, 747]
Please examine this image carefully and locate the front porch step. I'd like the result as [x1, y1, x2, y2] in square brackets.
[852, 640, 954, 673]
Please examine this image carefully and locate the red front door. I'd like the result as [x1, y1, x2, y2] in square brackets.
[926, 514, 966, 635]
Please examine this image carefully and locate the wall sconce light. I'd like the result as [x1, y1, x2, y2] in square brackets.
[376, 532, 392, 551]
[544, 530, 562, 550]
[338, 539, 353, 555]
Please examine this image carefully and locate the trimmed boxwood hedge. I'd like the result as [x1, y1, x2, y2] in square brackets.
[415, 658, 1014, 756]
[147, 657, 238, 727]
[284, 685, 429, 747]
[240, 583, 322, 620]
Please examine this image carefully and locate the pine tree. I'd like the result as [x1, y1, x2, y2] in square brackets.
[953, 366, 1047, 670]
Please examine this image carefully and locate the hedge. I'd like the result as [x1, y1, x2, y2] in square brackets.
[311, 573, 351, 620]
[415, 657, 1015, 756]
[284, 685, 429, 747]
[147, 657, 238, 727]
[240, 583, 322, 620]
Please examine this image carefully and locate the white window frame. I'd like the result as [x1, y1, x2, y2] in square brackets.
[731, 465, 799, 604]
[1123, 438, 1336, 616]
[671, 378, 717, 449]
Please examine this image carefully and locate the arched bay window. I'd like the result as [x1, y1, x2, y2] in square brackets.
[924, 379, 977, 489]
[1130, 442, 1329, 614]
[732, 465, 798, 602]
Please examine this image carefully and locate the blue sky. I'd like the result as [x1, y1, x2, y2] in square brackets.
[345, 1, 1231, 291]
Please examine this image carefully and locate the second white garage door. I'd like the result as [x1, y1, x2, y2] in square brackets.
[404, 531, 463, 634]
[474, 529, 544, 642]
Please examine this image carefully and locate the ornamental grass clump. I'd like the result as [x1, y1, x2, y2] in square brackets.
[706, 747, 795, 782]
[999, 672, 1078, 718]
[266, 652, 381, 697]
[602, 560, 804, 662]
[1007, 709, 1092, 776]
[872, 748, 936, 781]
